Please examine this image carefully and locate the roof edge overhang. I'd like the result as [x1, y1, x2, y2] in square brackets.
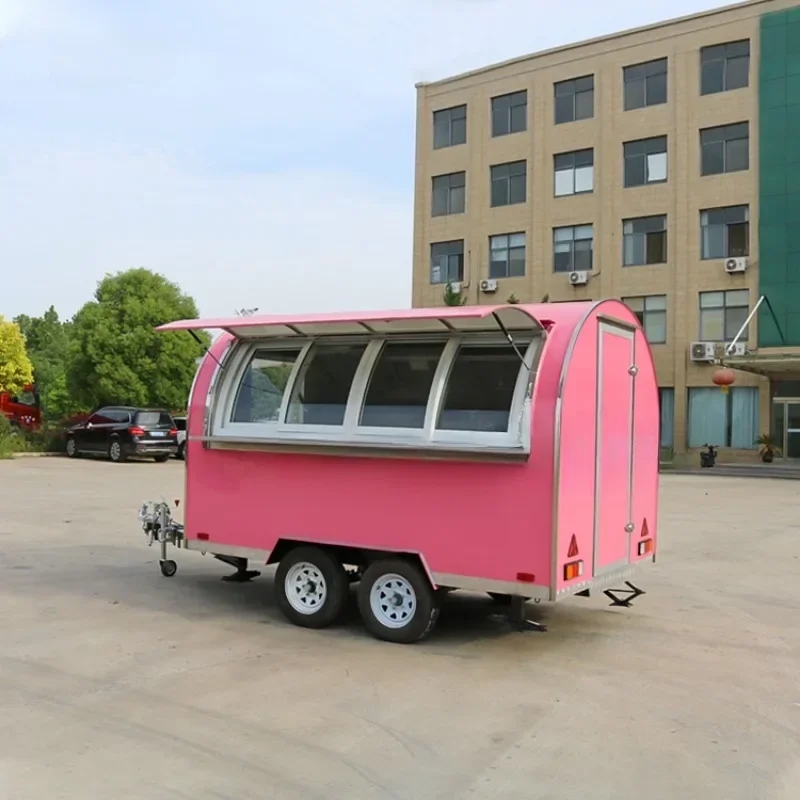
[155, 305, 551, 340]
[718, 352, 800, 377]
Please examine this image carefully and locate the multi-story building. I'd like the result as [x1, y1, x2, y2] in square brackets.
[412, 0, 800, 463]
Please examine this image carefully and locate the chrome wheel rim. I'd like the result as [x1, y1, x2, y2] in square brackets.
[110, 441, 121, 461]
[285, 562, 327, 615]
[370, 574, 416, 629]
[66, 439, 76, 456]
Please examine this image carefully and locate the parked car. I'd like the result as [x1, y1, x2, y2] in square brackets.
[174, 416, 187, 460]
[65, 406, 178, 463]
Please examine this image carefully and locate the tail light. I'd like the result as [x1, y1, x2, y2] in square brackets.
[563, 560, 584, 581]
[638, 539, 654, 556]
[168, 427, 178, 436]
[129, 426, 145, 436]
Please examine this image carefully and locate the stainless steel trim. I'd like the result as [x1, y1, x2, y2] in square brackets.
[556, 560, 648, 598]
[185, 540, 271, 561]
[431, 572, 549, 600]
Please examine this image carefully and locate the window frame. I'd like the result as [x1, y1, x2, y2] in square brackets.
[622, 215, 668, 266]
[699, 290, 750, 342]
[489, 232, 527, 279]
[623, 136, 668, 187]
[700, 205, 750, 259]
[623, 58, 668, 111]
[431, 171, 466, 217]
[554, 149, 594, 197]
[208, 333, 542, 455]
[700, 122, 749, 176]
[491, 90, 528, 137]
[700, 40, 750, 96]
[554, 75, 595, 124]
[622, 295, 667, 344]
[552, 224, 594, 273]
[430, 240, 464, 285]
[490, 160, 527, 207]
[433, 104, 467, 149]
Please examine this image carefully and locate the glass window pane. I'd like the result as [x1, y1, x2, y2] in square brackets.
[555, 94, 574, 124]
[509, 246, 526, 277]
[700, 308, 725, 340]
[554, 153, 573, 170]
[451, 117, 466, 146]
[574, 241, 593, 270]
[232, 349, 302, 423]
[701, 61, 724, 95]
[286, 343, 367, 426]
[624, 297, 645, 312]
[575, 224, 593, 240]
[509, 233, 526, 247]
[646, 295, 667, 311]
[575, 89, 593, 120]
[728, 221, 749, 256]
[574, 165, 593, 193]
[575, 149, 594, 167]
[360, 342, 445, 429]
[625, 154, 645, 187]
[700, 291, 724, 308]
[702, 223, 725, 259]
[554, 226, 574, 243]
[450, 185, 465, 214]
[725, 55, 749, 90]
[490, 253, 508, 278]
[727, 40, 750, 58]
[726, 136, 749, 172]
[433, 115, 450, 149]
[702, 45, 726, 62]
[553, 244, 572, 272]
[575, 76, 594, 92]
[687, 388, 727, 448]
[490, 235, 508, 251]
[492, 106, 508, 137]
[510, 103, 527, 133]
[725, 306, 749, 340]
[625, 64, 646, 81]
[647, 231, 666, 263]
[509, 160, 526, 176]
[509, 174, 527, 204]
[554, 168, 573, 196]
[647, 72, 667, 105]
[624, 233, 643, 266]
[491, 177, 507, 207]
[625, 79, 645, 110]
[644, 310, 667, 343]
[437, 345, 522, 433]
[647, 151, 667, 181]
[726, 289, 750, 306]
[702, 141, 724, 175]
[647, 58, 667, 76]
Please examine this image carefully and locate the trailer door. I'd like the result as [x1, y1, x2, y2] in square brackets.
[593, 321, 635, 576]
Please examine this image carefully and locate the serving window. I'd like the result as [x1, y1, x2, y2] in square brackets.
[211, 332, 541, 455]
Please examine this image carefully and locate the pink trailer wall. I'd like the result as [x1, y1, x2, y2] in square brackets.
[177, 300, 658, 600]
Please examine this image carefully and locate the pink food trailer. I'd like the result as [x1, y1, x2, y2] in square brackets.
[137, 300, 660, 644]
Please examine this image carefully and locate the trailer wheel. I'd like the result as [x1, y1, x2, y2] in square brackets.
[275, 546, 349, 629]
[358, 559, 440, 644]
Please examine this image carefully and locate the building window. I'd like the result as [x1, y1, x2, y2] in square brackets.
[432, 172, 465, 217]
[554, 75, 594, 124]
[700, 40, 750, 95]
[623, 215, 667, 266]
[687, 387, 758, 449]
[433, 105, 467, 149]
[700, 123, 749, 176]
[623, 295, 667, 344]
[699, 289, 749, 341]
[554, 149, 594, 196]
[658, 388, 675, 449]
[623, 58, 668, 110]
[492, 91, 527, 137]
[624, 136, 667, 187]
[430, 240, 464, 285]
[489, 233, 526, 278]
[490, 160, 527, 207]
[701, 206, 749, 259]
[553, 225, 593, 272]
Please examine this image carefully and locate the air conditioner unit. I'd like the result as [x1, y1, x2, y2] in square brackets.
[690, 341, 716, 362]
[568, 270, 589, 286]
[479, 278, 498, 293]
[726, 342, 747, 357]
[724, 257, 747, 274]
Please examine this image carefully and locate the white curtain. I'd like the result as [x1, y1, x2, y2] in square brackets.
[730, 387, 759, 449]
[687, 388, 726, 447]
[659, 388, 674, 447]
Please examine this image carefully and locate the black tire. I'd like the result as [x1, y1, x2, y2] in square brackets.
[108, 438, 127, 463]
[65, 436, 78, 458]
[358, 559, 440, 644]
[177, 442, 186, 461]
[160, 559, 177, 577]
[275, 546, 349, 629]
[153, 454, 170, 463]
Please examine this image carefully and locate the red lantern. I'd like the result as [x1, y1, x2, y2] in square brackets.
[712, 368, 736, 394]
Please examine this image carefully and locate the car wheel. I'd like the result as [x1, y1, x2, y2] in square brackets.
[108, 438, 126, 463]
[358, 559, 440, 644]
[177, 442, 186, 460]
[65, 437, 78, 458]
[275, 546, 350, 629]
[153, 454, 170, 463]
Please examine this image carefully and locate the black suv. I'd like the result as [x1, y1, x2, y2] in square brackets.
[65, 407, 178, 463]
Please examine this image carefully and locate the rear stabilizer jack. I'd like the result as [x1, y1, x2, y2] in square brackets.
[603, 581, 645, 608]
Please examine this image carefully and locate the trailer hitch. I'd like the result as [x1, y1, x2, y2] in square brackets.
[603, 581, 646, 608]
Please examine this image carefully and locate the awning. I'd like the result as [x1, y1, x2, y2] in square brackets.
[719, 351, 800, 377]
[156, 305, 548, 339]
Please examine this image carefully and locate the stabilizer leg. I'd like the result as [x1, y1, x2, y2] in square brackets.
[215, 555, 261, 582]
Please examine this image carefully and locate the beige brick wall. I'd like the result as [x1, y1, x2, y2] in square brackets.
[410, 0, 800, 455]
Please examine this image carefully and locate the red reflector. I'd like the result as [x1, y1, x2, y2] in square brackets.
[567, 534, 579, 558]
[641, 518, 649, 538]
[516, 572, 535, 583]
[197, 533, 209, 541]
[129, 426, 145, 436]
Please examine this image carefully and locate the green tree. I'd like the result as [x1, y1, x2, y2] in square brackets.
[66, 268, 208, 410]
[13, 306, 75, 421]
[0, 316, 34, 396]
[443, 281, 467, 306]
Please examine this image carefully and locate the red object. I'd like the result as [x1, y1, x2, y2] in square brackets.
[128, 426, 145, 436]
[641, 518, 649, 538]
[516, 572, 535, 583]
[567, 535, 579, 558]
[0, 384, 41, 432]
[711, 368, 736, 388]
[168, 427, 178, 437]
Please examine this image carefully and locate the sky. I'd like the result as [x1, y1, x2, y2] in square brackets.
[1, 0, 727, 321]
